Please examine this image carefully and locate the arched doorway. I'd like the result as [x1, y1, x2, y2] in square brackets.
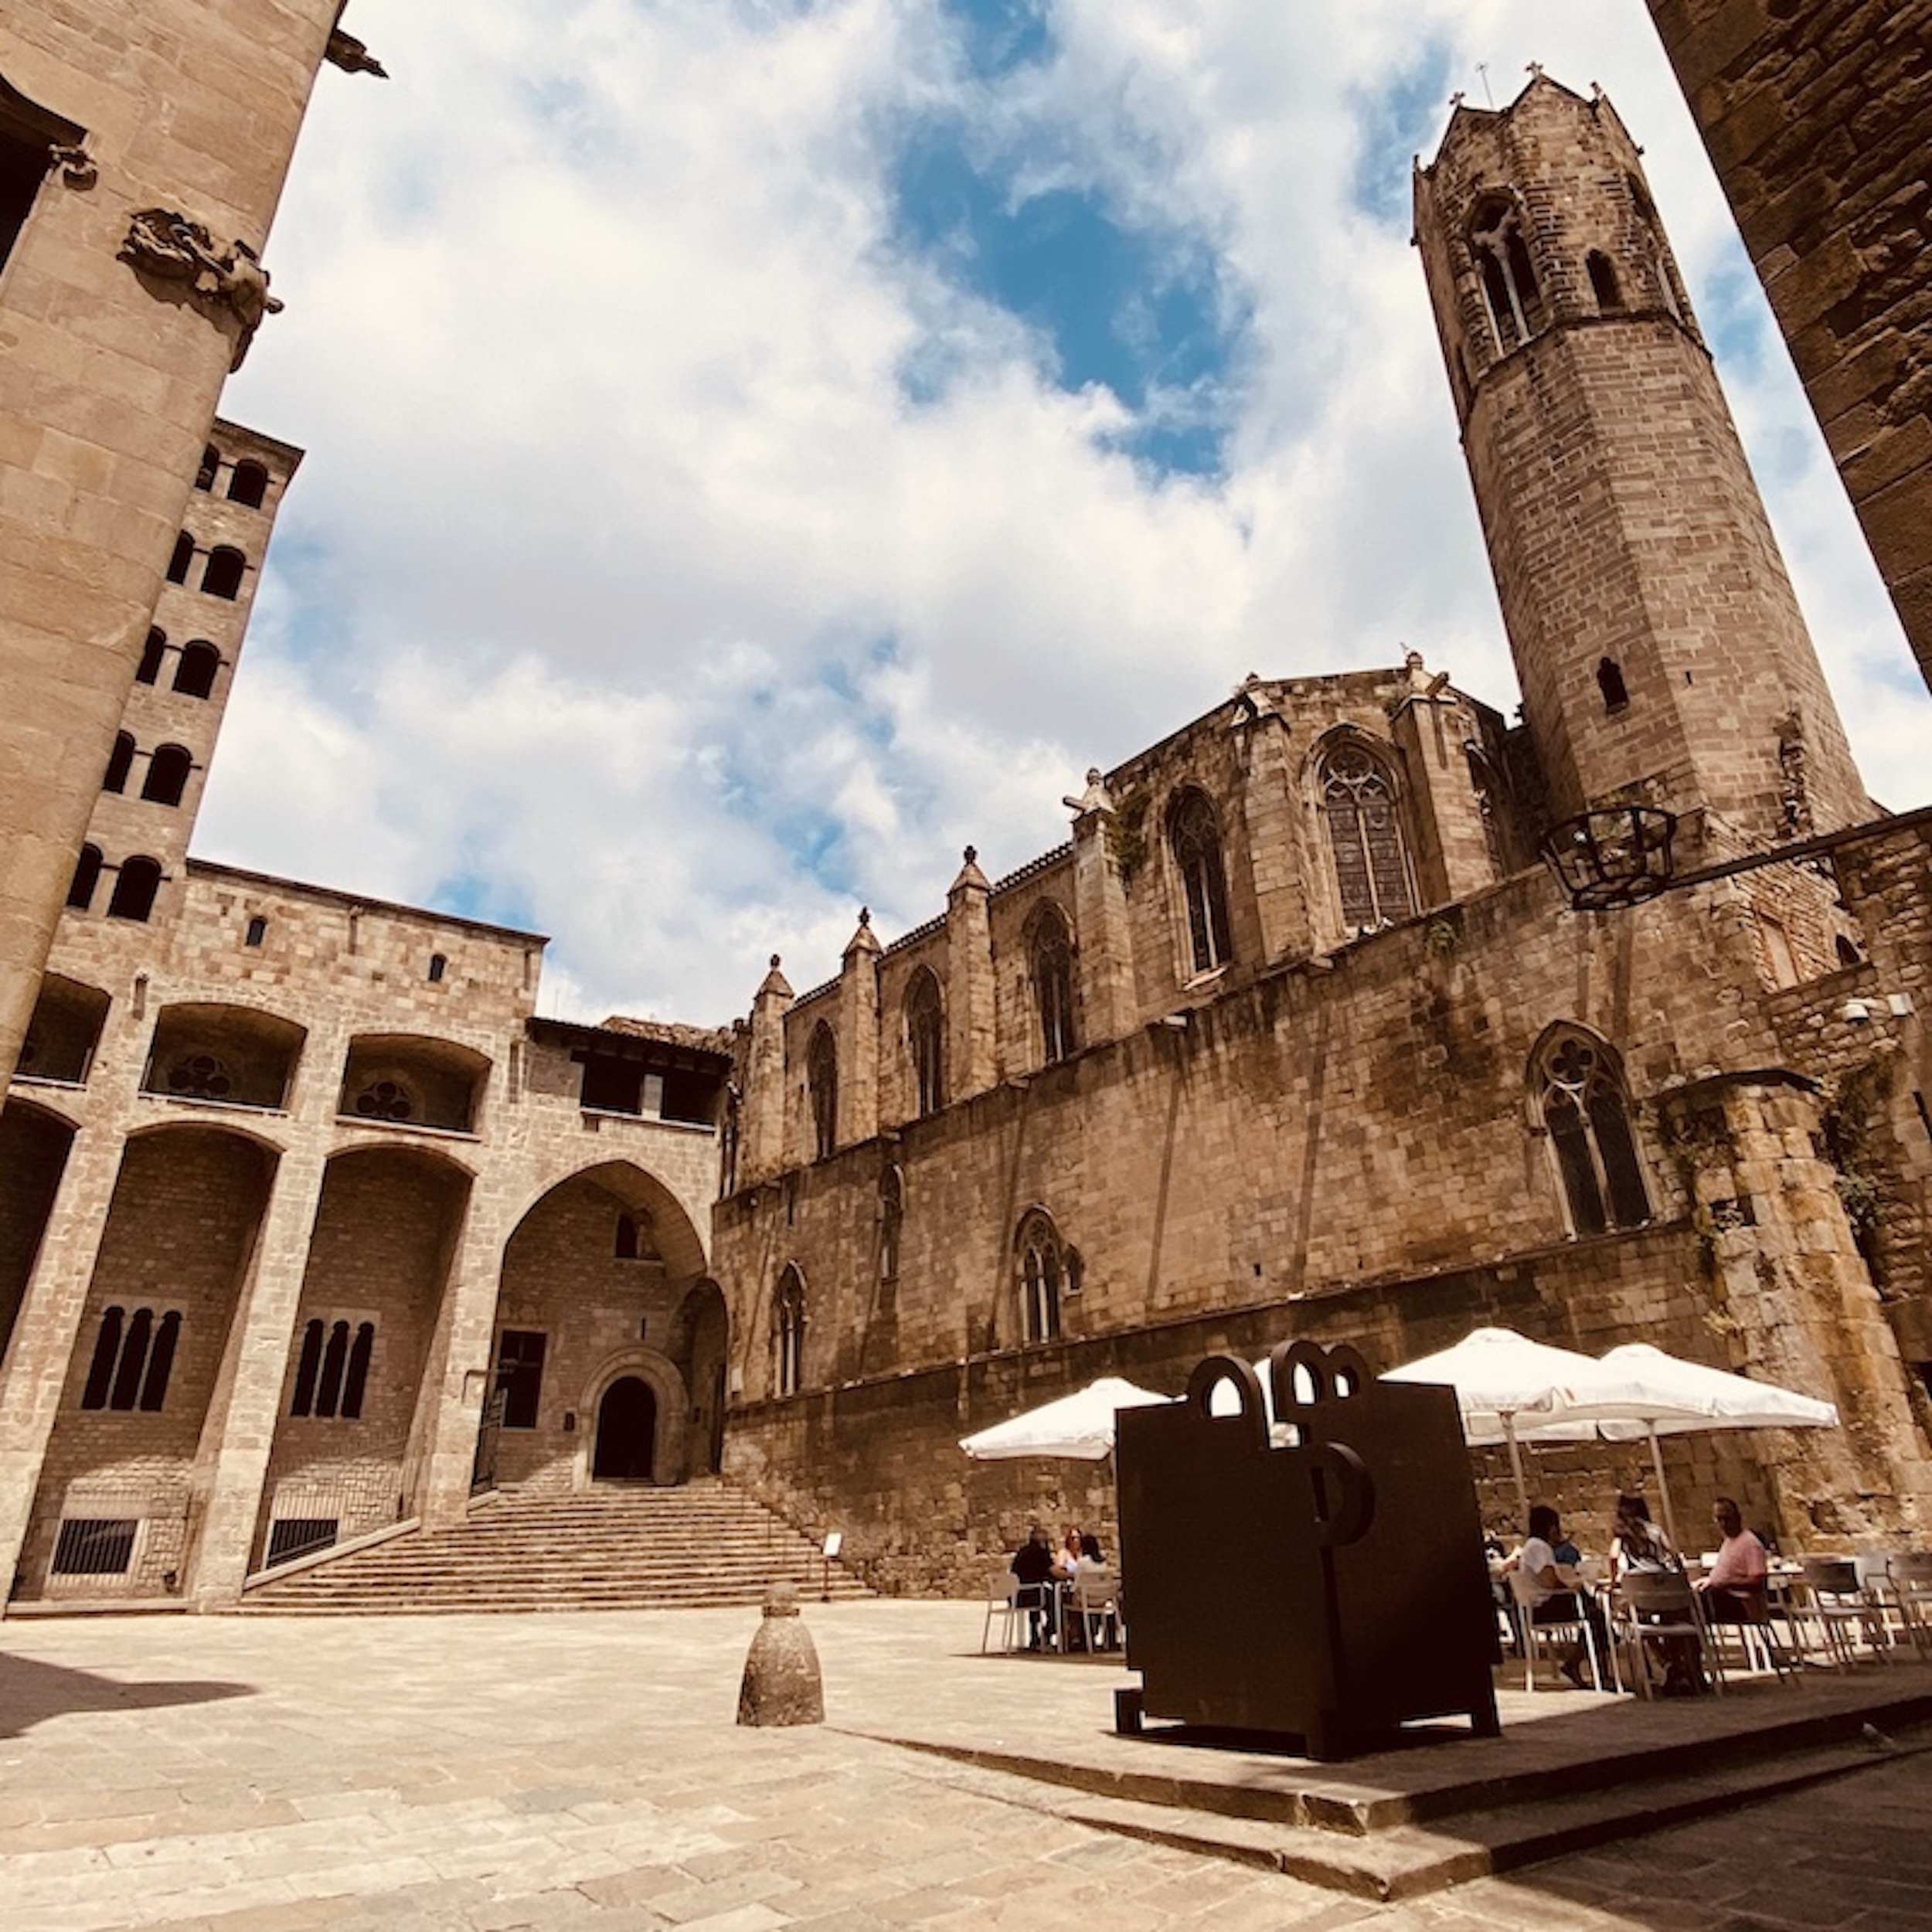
[593, 1376, 657, 1480]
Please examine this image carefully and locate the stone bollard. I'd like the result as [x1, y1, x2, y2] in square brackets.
[736, 1580, 825, 1727]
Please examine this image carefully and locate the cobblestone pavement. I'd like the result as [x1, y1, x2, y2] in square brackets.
[1, 1603, 1927, 1931]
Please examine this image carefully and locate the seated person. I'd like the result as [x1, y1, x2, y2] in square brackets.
[1071, 1532, 1119, 1650]
[1611, 1492, 1705, 1696]
[1694, 1495, 1770, 1624]
[1011, 1525, 1059, 1649]
[1507, 1504, 1605, 1689]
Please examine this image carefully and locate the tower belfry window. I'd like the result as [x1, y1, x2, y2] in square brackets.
[1470, 199, 1541, 353]
[1587, 250, 1623, 311]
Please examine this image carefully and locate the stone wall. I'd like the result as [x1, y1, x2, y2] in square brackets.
[1647, 0, 1932, 696]
[0, 2, 347, 1087]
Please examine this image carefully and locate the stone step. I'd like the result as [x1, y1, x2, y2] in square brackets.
[241, 1478, 871, 1616]
[1044, 1735, 1932, 1901]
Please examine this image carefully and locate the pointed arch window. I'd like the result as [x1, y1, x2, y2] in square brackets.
[1029, 903, 1077, 1064]
[1320, 741, 1416, 933]
[774, 1265, 806, 1396]
[1168, 789, 1233, 976]
[1534, 1029, 1651, 1236]
[807, 1022, 838, 1160]
[1015, 1211, 1079, 1345]
[1470, 197, 1542, 353]
[904, 968, 944, 1117]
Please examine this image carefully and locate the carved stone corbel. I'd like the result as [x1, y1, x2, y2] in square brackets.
[118, 209, 284, 372]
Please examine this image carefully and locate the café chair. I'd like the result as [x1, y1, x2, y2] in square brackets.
[1798, 1556, 1883, 1666]
[1887, 1553, 1932, 1659]
[1508, 1571, 1606, 1692]
[1613, 1572, 1722, 1699]
[981, 1571, 1022, 1654]
[1071, 1567, 1122, 1653]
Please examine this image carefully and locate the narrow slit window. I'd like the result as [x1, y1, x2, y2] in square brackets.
[1597, 658, 1629, 713]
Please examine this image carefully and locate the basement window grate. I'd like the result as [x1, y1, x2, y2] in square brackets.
[265, 1518, 339, 1567]
[52, 1518, 138, 1576]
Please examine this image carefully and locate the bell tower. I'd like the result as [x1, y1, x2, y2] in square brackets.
[1413, 74, 1868, 853]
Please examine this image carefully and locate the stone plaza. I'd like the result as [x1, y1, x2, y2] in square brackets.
[3, 1603, 1932, 1930]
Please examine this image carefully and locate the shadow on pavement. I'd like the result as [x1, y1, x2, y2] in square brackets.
[0, 1648, 254, 1738]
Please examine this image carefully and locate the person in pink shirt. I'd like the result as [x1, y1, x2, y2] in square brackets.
[1694, 1496, 1770, 1624]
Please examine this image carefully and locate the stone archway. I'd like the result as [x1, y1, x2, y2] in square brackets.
[593, 1376, 657, 1480]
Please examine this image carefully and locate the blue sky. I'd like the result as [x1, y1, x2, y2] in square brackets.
[209, 0, 1932, 1024]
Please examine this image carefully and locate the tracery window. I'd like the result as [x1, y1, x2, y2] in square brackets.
[1320, 742, 1416, 933]
[1470, 197, 1542, 353]
[774, 1265, 807, 1396]
[351, 1077, 415, 1122]
[1015, 1210, 1078, 1346]
[1029, 903, 1077, 1064]
[166, 1049, 232, 1100]
[1168, 789, 1233, 977]
[807, 1022, 838, 1159]
[1534, 1029, 1651, 1236]
[80, 1305, 181, 1411]
[904, 968, 944, 1117]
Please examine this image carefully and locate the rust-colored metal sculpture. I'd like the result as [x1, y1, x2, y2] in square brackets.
[1115, 1340, 1499, 1760]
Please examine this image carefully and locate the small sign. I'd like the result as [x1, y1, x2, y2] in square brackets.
[821, 1532, 842, 1559]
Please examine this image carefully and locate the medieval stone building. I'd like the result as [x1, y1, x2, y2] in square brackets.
[2, 25, 1930, 1615]
[709, 77, 1932, 1594]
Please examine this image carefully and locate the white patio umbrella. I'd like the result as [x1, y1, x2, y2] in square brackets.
[1381, 1326, 1619, 1525]
[1515, 1343, 1838, 1548]
[958, 1376, 1172, 1462]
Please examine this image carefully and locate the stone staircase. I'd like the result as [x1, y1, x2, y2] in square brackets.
[240, 1479, 873, 1614]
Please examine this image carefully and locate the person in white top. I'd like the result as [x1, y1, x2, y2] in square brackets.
[1507, 1504, 1602, 1687]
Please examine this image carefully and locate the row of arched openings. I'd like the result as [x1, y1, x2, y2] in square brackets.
[289, 1318, 375, 1419]
[80, 1306, 180, 1411]
[104, 733, 194, 805]
[137, 629, 221, 696]
[194, 447, 270, 507]
[66, 848, 160, 921]
[166, 534, 246, 600]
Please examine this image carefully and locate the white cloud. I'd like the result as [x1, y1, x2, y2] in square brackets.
[202, 0, 1932, 1026]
